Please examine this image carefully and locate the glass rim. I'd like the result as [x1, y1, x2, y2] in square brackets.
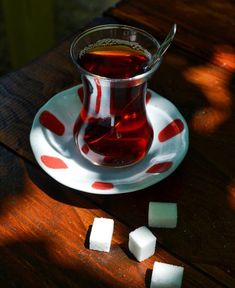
[70, 24, 161, 83]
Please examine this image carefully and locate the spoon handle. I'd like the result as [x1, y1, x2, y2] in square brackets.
[157, 23, 177, 58]
[146, 24, 177, 71]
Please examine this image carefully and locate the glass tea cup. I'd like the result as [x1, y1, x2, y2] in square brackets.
[70, 24, 161, 167]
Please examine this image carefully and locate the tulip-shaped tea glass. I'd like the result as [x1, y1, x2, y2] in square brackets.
[70, 24, 161, 167]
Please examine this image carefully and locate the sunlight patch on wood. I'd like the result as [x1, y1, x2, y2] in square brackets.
[183, 49, 233, 134]
[212, 45, 235, 72]
[227, 179, 235, 211]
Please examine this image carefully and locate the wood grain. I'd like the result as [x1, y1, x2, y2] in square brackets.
[0, 145, 224, 287]
[0, 3, 235, 287]
[106, 0, 235, 71]
[87, 147, 235, 287]
[1, 28, 234, 288]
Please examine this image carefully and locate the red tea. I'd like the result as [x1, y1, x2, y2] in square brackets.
[78, 43, 149, 78]
[74, 41, 153, 167]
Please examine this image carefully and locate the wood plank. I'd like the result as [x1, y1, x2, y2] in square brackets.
[1, 44, 234, 178]
[0, 37, 77, 161]
[87, 147, 235, 287]
[0, 145, 224, 287]
[147, 49, 235, 178]
[0, 15, 234, 287]
[106, 0, 235, 71]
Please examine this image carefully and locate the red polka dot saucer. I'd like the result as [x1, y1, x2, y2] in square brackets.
[30, 85, 189, 194]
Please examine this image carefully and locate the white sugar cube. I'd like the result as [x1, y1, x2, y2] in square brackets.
[150, 261, 184, 288]
[128, 226, 156, 262]
[148, 202, 177, 228]
[89, 217, 114, 252]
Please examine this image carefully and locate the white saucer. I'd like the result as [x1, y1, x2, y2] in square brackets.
[30, 85, 189, 194]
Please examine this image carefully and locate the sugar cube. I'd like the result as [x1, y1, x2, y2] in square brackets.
[148, 202, 177, 228]
[150, 261, 184, 288]
[128, 226, 156, 262]
[89, 217, 114, 252]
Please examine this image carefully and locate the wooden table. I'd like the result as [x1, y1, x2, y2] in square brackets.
[1, 1, 234, 287]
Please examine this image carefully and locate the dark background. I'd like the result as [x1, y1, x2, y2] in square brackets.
[0, 0, 118, 76]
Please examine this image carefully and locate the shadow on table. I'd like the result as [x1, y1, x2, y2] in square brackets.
[145, 268, 152, 288]
[0, 237, 132, 288]
[25, 161, 95, 209]
[9, 28, 234, 272]
[0, 145, 26, 216]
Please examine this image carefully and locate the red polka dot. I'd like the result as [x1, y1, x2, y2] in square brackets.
[81, 144, 89, 154]
[146, 162, 173, 173]
[158, 119, 184, 142]
[39, 111, 65, 136]
[41, 155, 68, 169]
[95, 79, 102, 114]
[146, 91, 151, 104]
[92, 181, 114, 190]
[77, 86, 84, 103]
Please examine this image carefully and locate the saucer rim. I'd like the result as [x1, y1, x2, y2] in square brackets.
[30, 85, 189, 194]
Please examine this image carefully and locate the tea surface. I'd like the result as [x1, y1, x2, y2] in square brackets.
[78, 43, 149, 78]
